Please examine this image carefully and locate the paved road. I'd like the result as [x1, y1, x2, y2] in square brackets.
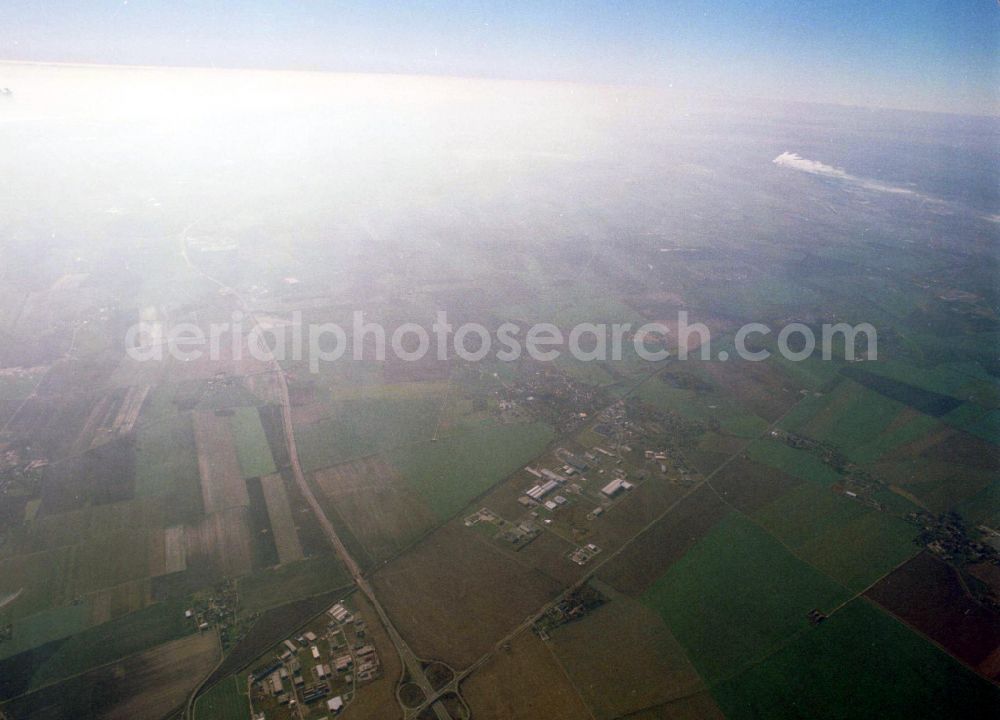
[181, 234, 452, 720]
[276, 353, 451, 720]
[408, 365, 813, 716]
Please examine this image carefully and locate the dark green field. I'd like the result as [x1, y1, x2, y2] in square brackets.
[752, 481, 920, 591]
[195, 676, 250, 720]
[236, 553, 352, 615]
[642, 512, 850, 684]
[388, 420, 555, 520]
[713, 599, 1000, 720]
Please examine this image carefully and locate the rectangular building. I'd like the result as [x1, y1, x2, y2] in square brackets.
[601, 478, 625, 497]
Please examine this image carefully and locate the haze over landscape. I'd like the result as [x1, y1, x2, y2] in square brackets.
[0, 3, 998, 720]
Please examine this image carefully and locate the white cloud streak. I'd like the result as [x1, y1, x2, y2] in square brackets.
[773, 151, 915, 195]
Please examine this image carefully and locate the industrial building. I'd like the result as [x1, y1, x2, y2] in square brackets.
[541, 469, 568, 483]
[526, 478, 559, 500]
[327, 696, 345, 714]
[327, 603, 353, 623]
[601, 478, 626, 497]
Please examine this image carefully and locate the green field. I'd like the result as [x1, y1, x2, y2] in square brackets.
[636, 379, 768, 439]
[294, 391, 443, 472]
[28, 598, 194, 689]
[856, 359, 999, 404]
[389, 420, 555, 519]
[197, 381, 262, 412]
[713, 599, 1000, 720]
[690, 272, 825, 321]
[956, 479, 1000, 527]
[237, 553, 352, 615]
[195, 676, 250, 720]
[780, 381, 947, 464]
[784, 380, 909, 461]
[0, 527, 154, 623]
[767, 349, 844, 390]
[776, 389, 829, 431]
[851, 412, 942, 464]
[9, 496, 165, 555]
[0, 602, 91, 662]
[554, 355, 618, 387]
[134, 413, 204, 521]
[718, 412, 769, 438]
[746, 439, 843, 485]
[942, 402, 996, 440]
[229, 406, 278, 478]
[960, 407, 1000, 443]
[506, 294, 640, 329]
[0, 374, 35, 425]
[140, 380, 211, 423]
[642, 512, 850, 683]
[753, 482, 919, 591]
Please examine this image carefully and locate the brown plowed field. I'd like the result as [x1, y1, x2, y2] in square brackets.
[865, 551, 1000, 680]
[373, 523, 562, 669]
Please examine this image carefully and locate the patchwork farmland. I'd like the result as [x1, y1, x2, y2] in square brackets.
[0, 62, 998, 720]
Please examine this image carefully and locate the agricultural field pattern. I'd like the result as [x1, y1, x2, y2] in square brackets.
[0, 61, 998, 720]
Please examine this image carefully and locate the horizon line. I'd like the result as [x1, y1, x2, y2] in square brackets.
[1, 57, 997, 121]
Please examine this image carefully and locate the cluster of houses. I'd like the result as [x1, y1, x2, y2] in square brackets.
[249, 599, 381, 719]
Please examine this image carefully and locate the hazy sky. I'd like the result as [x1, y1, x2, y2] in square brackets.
[3, 1, 997, 115]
